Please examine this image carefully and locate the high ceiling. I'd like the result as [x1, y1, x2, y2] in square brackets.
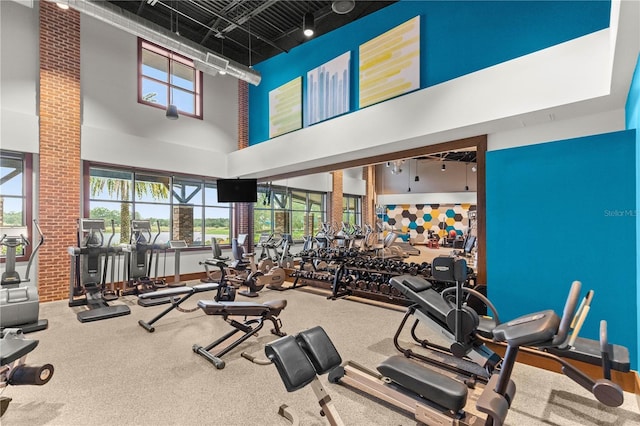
[106, 1, 396, 67]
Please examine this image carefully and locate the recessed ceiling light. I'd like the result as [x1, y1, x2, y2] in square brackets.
[332, 1, 355, 14]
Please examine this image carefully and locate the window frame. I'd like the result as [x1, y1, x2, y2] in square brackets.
[342, 193, 362, 226]
[1, 151, 33, 263]
[254, 185, 327, 242]
[138, 38, 203, 120]
[84, 162, 232, 250]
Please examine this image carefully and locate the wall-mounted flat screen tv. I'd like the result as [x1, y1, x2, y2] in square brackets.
[216, 178, 258, 203]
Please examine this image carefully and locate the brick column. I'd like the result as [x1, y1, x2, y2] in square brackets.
[304, 213, 315, 236]
[362, 165, 376, 226]
[172, 205, 194, 244]
[330, 171, 343, 225]
[38, 2, 81, 302]
[238, 80, 248, 150]
[274, 211, 290, 233]
[235, 80, 253, 250]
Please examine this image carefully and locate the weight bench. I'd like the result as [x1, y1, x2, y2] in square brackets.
[1, 329, 54, 417]
[192, 299, 287, 369]
[265, 326, 344, 426]
[137, 283, 223, 332]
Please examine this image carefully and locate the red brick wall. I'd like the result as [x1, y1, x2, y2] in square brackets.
[362, 165, 376, 226]
[331, 171, 343, 225]
[238, 80, 248, 150]
[235, 80, 253, 250]
[38, 2, 81, 302]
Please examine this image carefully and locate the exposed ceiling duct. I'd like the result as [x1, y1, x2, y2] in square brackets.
[57, 0, 261, 86]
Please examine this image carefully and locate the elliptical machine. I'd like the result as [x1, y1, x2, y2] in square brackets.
[68, 218, 130, 323]
[121, 220, 168, 296]
[0, 220, 47, 333]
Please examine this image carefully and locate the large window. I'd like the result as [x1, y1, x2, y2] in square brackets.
[1, 151, 32, 260]
[138, 39, 203, 119]
[254, 186, 326, 243]
[87, 166, 231, 246]
[343, 194, 361, 226]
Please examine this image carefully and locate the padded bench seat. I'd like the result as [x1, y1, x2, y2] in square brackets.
[377, 355, 468, 413]
[390, 276, 451, 325]
[492, 310, 560, 347]
[138, 283, 219, 300]
[0, 338, 38, 365]
[197, 299, 287, 317]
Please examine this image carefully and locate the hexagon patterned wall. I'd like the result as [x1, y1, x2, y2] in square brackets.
[380, 204, 476, 243]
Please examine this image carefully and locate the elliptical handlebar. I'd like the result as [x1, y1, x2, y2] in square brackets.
[24, 219, 45, 282]
[551, 280, 582, 347]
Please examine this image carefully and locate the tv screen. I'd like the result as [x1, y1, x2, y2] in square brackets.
[216, 178, 257, 203]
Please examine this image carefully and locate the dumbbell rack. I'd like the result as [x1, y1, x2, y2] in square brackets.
[291, 252, 478, 307]
[290, 255, 418, 306]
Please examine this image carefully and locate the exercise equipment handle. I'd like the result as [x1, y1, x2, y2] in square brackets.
[600, 320, 611, 380]
[24, 219, 45, 282]
[551, 281, 582, 346]
[568, 290, 593, 347]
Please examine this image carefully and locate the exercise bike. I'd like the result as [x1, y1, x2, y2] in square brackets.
[0, 220, 48, 333]
[226, 234, 287, 297]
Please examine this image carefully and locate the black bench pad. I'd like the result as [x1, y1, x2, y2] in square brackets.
[0, 338, 38, 365]
[377, 355, 468, 413]
[389, 276, 450, 325]
[492, 310, 559, 347]
[197, 300, 286, 317]
[265, 335, 316, 392]
[138, 283, 219, 300]
[296, 326, 342, 375]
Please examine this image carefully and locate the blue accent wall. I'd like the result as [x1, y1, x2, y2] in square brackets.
[625, 53, 640, 372]
[249, 1, 610, 145]
[486, 131, 637, 369]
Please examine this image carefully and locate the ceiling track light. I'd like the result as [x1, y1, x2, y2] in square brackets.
[471, 164, 477, 172]
[441, 163, 446, 171]
[303, 12, 315, 37]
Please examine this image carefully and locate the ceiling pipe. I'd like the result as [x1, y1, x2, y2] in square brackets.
[56, 0, 261, 86]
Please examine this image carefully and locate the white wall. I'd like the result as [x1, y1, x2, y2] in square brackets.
[80, 14, 239, 177]
[272, 173, 332, 193]
[488, 108, 625, 152]
[0, 1, 39, 153]
[228, 29, 616, 179]
[378, 192, 477, 206]
[377, 160, 477, 194]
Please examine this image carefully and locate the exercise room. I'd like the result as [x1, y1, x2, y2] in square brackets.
[1, 0, 639, 425]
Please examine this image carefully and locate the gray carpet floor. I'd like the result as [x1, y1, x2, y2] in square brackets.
[2, 286, 639, 425]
